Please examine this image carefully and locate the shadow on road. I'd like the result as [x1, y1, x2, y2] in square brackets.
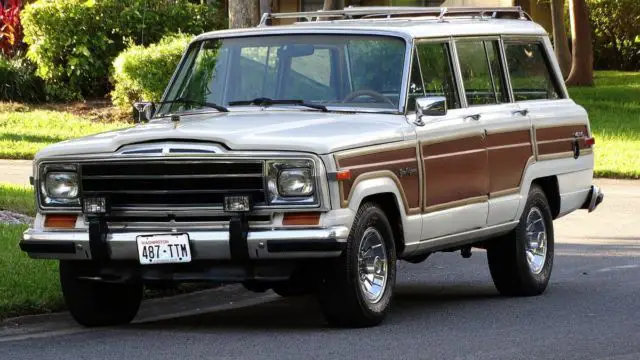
[129, 283, 501, 332]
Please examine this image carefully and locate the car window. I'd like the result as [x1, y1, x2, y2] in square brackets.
[504, 41, 562, 101]
[415, 42, 460, 109]
[283, 48, 336, 100]
[456, 39, 508, 106]
[406, 52, 425, 111]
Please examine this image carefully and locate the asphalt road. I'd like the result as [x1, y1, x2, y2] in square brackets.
[0, 179, 638, 360]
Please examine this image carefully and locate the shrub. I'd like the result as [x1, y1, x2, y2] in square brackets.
[0, 56, 44, 102]
[111, 34, 191, 108]
[588, 0, 640, 71]
[0, 0, 23, 58]
[21, 0, 222, 100]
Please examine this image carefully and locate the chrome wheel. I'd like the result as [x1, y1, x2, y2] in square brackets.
[525, 207, 547, 274]
[357, 227, 388, 304]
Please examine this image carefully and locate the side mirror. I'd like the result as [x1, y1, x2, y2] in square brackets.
[415, 96, 447, 126]
[132, 102, 156, 123]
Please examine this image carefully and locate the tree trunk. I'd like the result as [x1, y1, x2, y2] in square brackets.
[550, 0, 572, 78]
[229, 0, 260, 29]
[323, 0, 344, 11]
[565, 0, 594, 86]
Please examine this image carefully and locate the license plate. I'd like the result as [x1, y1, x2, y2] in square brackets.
[136, 234, 192, 265]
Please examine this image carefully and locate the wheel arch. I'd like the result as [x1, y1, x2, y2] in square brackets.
[531, 176, 560, 219]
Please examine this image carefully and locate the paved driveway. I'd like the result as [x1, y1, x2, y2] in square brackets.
[0, 160, 31, 186]
[0, 179, 638, 359]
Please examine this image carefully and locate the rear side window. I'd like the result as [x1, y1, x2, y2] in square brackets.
[504, 41, 563, 101]
[456, 40, 508, 106]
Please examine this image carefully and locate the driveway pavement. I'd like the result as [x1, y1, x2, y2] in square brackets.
[0, 160, 32, 186]
[0, 178, 638, 359]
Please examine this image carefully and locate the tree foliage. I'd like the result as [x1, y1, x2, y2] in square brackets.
[21, 0, 223, 100]
[588, 0, 640, 71]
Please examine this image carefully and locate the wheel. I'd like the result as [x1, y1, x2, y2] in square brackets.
[318, 202, 396, 327]
[487, 184, 555, 296]
[60, 261, 143, 327]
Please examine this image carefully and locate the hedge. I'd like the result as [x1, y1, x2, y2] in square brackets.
[0, 56, 44, 102]
[111, 34, 192, 108]
[589, 0, 640, 71]
[21, 0, 222, 100]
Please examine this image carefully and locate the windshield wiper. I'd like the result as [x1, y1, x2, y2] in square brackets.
[157, 97, 229, 113]
[228, 98, 328, 112]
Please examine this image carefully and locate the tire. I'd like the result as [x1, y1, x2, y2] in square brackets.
[318, 202, 397, 327]
[60, 261, 143, 327]
[487, 184, 555, 296]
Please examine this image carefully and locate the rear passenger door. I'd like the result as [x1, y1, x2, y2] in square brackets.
[455, 38, 532, 227]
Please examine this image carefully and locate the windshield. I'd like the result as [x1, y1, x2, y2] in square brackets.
[157, 34, 407, 116]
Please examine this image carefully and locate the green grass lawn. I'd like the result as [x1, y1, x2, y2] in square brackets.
[0, 105, 128, 160]
[0, 223, 64, 320]
[568, 71, 640, 179]
[0, 183, 35, 216]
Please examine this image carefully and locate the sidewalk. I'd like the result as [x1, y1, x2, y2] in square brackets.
[0, 160, 32, 186]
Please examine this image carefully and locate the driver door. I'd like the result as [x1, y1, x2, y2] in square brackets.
[409, 40, 490, 240]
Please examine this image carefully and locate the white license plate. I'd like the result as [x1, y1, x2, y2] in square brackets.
[136, 234, 192, 265]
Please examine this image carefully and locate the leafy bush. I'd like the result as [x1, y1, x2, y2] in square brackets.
[0, 56, 44, 102]
[21, 0, 222, 100]
[111, 34, 191, 107]
[588, 0, 640, 71]
[0, 0, 23, 58]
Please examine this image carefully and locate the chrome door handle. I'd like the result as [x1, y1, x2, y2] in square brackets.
[465, 114, 481, 121]
[512, 109, 529, 116]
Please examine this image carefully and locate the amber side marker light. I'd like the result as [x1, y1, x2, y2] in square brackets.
[283, 212, 321, 226]
[44, 215, 77, 229]
[335, 170, 352, 181]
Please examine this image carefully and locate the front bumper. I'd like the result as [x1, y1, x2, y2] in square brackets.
[21, 226, 350, 261]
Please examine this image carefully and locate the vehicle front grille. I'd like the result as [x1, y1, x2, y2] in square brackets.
[80, 160, 266, 210]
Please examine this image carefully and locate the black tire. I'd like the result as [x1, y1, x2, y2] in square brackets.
[60, 261, 143, 327]
[487, 184, 555, 296]
[318, 202, 396, 327]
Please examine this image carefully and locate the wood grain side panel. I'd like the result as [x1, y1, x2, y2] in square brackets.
[487, 130, 533, 194]
[422, 134, 489, 208]
[536, 124, 588, 142]
[336, 146, 421, 212]
[536, 124, 590, 157]
[423, 150, 488, 207]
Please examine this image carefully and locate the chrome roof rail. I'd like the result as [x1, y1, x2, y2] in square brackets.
[258, 6, 531, 26]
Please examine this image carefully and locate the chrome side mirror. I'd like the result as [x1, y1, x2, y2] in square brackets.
[132, 102, 156, 123]
[414, 96, 447, 126]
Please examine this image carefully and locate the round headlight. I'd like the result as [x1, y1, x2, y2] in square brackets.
[278, 168, 314, 197]
[45, 172, 79, 199]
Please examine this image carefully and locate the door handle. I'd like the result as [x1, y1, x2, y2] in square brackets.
[512, 109, 529, 116]
[465, 114, 481, 121]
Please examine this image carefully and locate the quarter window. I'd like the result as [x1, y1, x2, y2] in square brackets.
[504, 41, 562, 101]
[414, 42, 460, 109]
[456, 40, 508, 106]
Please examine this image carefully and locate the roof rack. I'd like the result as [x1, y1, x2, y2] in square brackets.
[258, 6, 531, 26]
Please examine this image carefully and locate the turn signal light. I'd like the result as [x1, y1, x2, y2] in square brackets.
[283, 212, 321, 226]
[44, 214, 77, 229]
[335, 170, 352, 181]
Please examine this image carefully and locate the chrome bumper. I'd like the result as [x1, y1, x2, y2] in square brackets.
[21, 226, 350, 261]
[581, 185, 604, 212]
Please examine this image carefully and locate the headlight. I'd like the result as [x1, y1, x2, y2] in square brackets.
[45, 172, 79, 199]
[39, 165, 80, 206]
[278, 168, 314, 197]
[266, 159, 318, 206]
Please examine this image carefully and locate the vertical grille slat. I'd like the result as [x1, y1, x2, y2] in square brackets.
[80, 161, 265, 209]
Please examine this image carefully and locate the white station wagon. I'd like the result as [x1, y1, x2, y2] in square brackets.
[21, 6, 603, 328]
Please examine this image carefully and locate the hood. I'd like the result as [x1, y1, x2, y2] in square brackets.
[35, 110, 413, 160]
